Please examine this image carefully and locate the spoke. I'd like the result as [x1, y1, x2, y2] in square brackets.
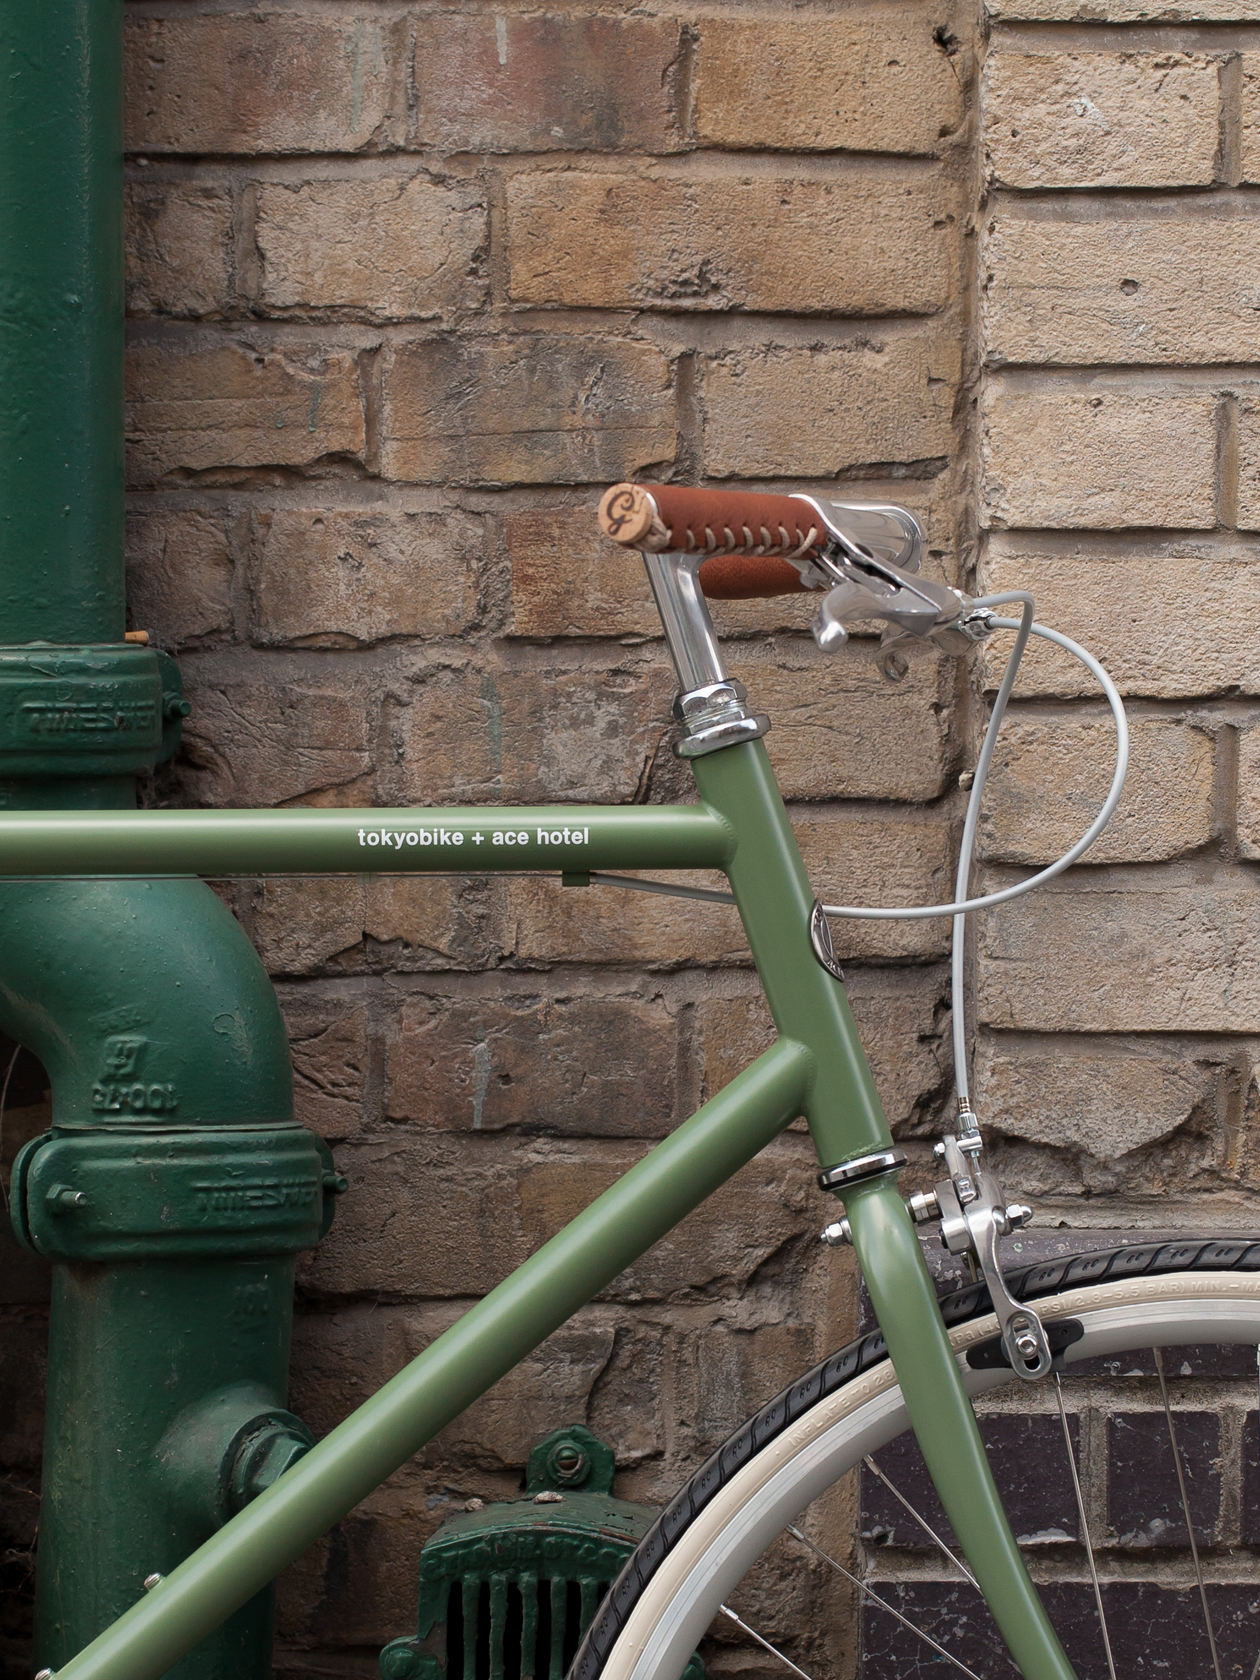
[863, 1455, 979, 1589]
[1054, 1373, 1117, 1680]
[1153, 1346, 1222, 1680]
[718, 1604, 816, 1680]
[786, 1524, 982, 1680]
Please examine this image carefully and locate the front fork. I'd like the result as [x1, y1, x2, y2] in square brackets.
[841, 1177, 1076, 1680]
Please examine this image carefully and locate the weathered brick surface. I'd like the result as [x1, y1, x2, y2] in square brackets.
[125, 14, 404, 155]
[125, 507, 234, 646]
[1243, 55, 1260, 184]
[1231, 722, 1260, 859]
[981, 382, 1217, 529]
[276, 985, 371, 1143]
[386, 663, 671, 805]
[976, 880, 1260, 1033]
[1236, 395, 1260, 531]
[379, 337, 675, 485]
[250, 508, 480, 645]
[693, 13, 964, 156]
[255, 177, 487, 320]
[992, 0, 1252, 15]
[179, 682, 373, 807]
[978, 541, 1260, 697]
[983, 214, 1260, 366]
[984, 53, 1220, 189]
[126, 341, 365, 482]
[125, 180, 233, 317]
[975, 1043, 1220, 1165]
[703, 338, 960, 478]
[386, 990, 679, 1135]
[411, 15, 683, 154]
[979, 715, 1215, 863]
[750, 649, 952, 802]
[507, 176, 957, 316]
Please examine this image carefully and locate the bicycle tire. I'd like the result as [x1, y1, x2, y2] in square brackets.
[573, 1238, 1260, 1680]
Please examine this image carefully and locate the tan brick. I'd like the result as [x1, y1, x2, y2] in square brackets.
[251, 508, 479, 646]
[390, 663, 670, 805]
[976, 879, 1260, 1033]
[698, 972, 949, 1132]
[303, 1134, 815, 1300]
[703, 338, 959, 478]
[125, 181, 232, 317]
[980, 716, 1215, 864]
[693, 13, 964, 156]
[507, 176, 957, 316]
[126, 341, 364, 483]
[255, 177, 486, 319]
[379, 337, 674, 486]
[991, 0, 1251, 16]
[1233, 723, 1260, 860]
[1236, 396, 1260, 531]
[975, 1042, 1219, 1165]
[978, 541, 1260, 698]
[981, 382, 1217, 529]
[180, 682, 371, 807]
[125, 508, 234, 645]
[984, 53, 1219, 189]
[507, 813, 952, 967]
[277, 986, 370, 1142]
[1244, 57, 1260, 184]
[386, 991, 678, 1135]
[746, 646, 952, 802]
[125, 14, 403, 154]
[984, 215, 1260, 366]
[412, 15, 682, 153]
[249, 876, 503, 978]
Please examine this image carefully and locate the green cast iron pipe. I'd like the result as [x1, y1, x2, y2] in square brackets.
[0, 0, 125, 642]
[47, 1037, 814, 1680]
[0, 876, 311, 1680]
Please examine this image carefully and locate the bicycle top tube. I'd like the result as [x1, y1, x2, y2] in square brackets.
[0, 803, 735, 878]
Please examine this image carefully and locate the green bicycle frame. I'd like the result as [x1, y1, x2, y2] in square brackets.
[0, 741, 1074, 1680]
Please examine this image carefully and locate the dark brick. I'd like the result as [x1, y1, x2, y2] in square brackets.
[860, 1581, 1260, 1680]
[862, 1413, 1081, 1550]
[1107, 1411, 1220, 1547]
[1239, 1409, 1260, 1543]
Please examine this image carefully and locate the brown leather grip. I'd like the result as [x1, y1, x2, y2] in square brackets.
[598, 482, 823, 599]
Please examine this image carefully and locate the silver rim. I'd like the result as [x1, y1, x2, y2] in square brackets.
[599, 1273, 1260, 1680]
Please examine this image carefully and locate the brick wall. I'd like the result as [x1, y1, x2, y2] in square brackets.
[1, 0, 1258, 1675]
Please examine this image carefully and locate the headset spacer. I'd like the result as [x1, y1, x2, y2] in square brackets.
[817, 1149, 907, 1194]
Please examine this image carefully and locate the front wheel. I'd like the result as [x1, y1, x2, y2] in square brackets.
[574, 1240, 1260, 1680]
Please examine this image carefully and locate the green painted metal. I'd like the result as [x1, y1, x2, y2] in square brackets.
[0, 644, 188, 786]
[12, 1123, 341, 1261]
[36, 1261, 306, 1680]
[0, 0, 126, 644]
[0, 874, 323, 1680]
[0, 877, 293, 1126]
[49, 1036, 814, 1680]
[844, 1177, 1075, 1680]
[380, 1426, 659, 1680]
[690, 741, 890, 1168]
[0, 802, 733, 876]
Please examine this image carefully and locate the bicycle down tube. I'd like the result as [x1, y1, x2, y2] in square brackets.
[2, 496, 1079, 1680]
